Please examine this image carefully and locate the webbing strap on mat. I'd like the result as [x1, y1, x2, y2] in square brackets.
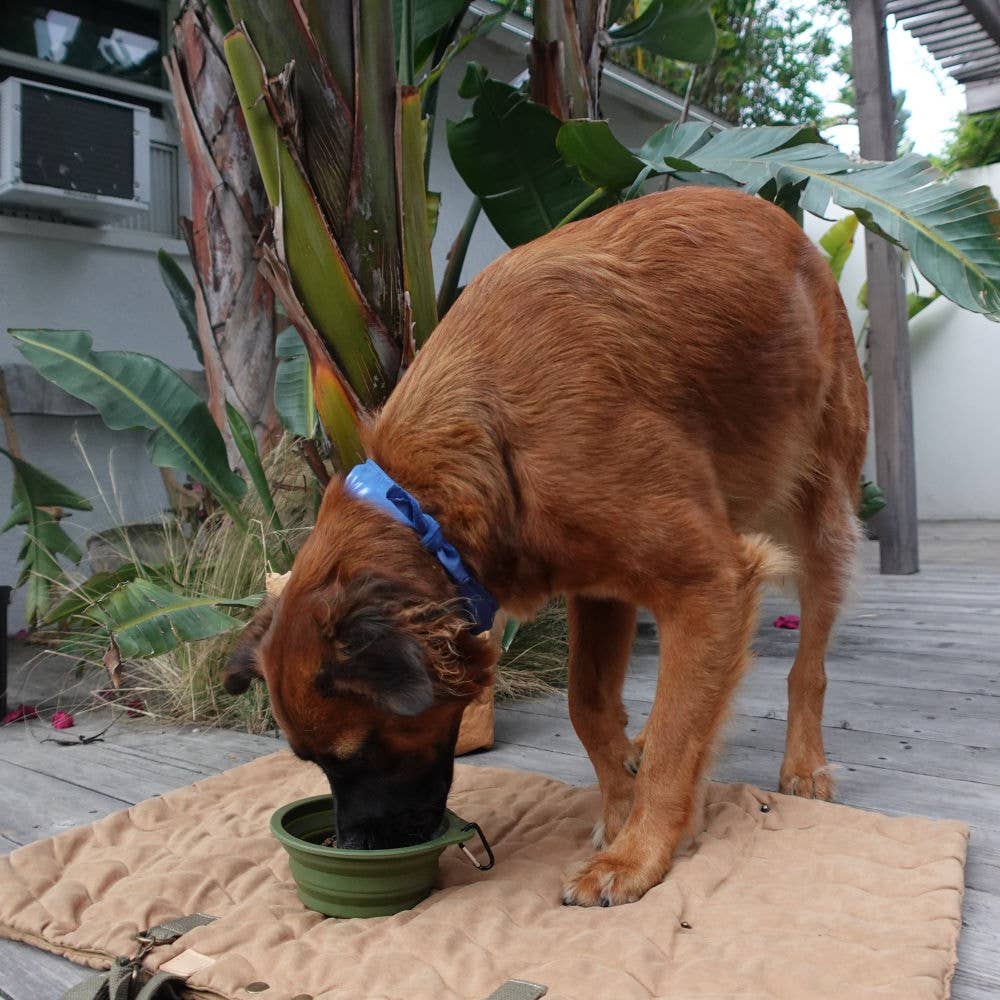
[58, 914, 216, 1000]
[482, 981, 548, 1000]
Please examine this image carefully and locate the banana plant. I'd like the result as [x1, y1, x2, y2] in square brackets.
[9, 329, 249, 527]
[0, 448, 93, 626]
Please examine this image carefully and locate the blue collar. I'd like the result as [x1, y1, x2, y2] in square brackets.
[342, 459, 498, 635]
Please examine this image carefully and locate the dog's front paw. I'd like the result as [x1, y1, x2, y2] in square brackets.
[561, 851, 661, 908]
[779, 763, 834, 800]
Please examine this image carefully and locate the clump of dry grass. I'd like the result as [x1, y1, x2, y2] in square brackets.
[494, 601, 568, 701]
[53, 435, 569, 730]
[133, 437, 319, 730]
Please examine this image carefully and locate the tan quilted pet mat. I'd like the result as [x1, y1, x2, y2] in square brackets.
[0, 752, 968, 1000]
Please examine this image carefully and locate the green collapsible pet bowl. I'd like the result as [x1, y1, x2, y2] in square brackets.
[271, 795, 495, 918]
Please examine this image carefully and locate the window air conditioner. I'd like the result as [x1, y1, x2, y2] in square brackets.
[0, 76, 150, 223]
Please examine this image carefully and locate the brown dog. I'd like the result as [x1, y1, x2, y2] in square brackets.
[225, 187, 868, 907]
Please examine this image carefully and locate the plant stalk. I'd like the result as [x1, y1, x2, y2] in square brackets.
[556, 187, 608, 228]
[437, 198, 482, 316]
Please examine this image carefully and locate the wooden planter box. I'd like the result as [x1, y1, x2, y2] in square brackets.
[455, 685, 494, 756]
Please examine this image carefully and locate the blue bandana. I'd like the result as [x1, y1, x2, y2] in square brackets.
[343, 459, 498, 635]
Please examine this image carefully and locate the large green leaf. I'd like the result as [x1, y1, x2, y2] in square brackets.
[557, 122, 1000, 319]
[447, 67, 606, 247]
[400, 88, 438, 347]
[0, 447, 92, 625]
[156, 249, 203, 366]
[391, 0, 468, 70]
[819, 215, 859, 282]
[657, 130, 1000, 316]
[607, 0, 716, 63]
[274, 326, 316, 438]
[43, 563, 145, 625]
[9, 329, 247, 521]
[556, 120, 645, 190]
[102, 579, 261, 658]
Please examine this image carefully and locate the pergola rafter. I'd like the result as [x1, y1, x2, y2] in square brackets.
[888, 0, 1000, 109]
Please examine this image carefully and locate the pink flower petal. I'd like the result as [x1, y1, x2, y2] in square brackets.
[2, 703, 39, 725]
[772, 615, 800, 630]
[51, 710, 75, 730]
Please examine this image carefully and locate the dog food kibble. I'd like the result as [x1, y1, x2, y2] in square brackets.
[321, 835, 337, 847]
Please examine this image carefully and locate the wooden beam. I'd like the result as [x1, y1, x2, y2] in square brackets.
[848, 0, 920, 575]
[962, 0, 1000, 47]
[967, 76, 1000, 111]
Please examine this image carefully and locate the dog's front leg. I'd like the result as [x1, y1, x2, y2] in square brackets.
[563, 556, 762, 907]
[566, 596, 640, 850]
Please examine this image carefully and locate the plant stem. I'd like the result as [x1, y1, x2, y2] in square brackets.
[437, 198, 482, 317]
[664, 67, 698, 192]
[399, 0, 416, 86]
[203, 0, 234, 35]
[556, 187, 608, 228]
[298, 438, 331, 487]
[422, 11, 467, 187]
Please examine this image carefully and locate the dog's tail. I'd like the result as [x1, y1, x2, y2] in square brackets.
[738, 532, 796, 591]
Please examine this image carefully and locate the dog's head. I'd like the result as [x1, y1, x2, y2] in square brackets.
[223, 482, 496, 848]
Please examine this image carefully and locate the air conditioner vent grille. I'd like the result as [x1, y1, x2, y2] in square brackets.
[20, 84, 135, 199]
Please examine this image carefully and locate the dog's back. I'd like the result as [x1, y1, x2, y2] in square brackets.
[379, 187, 867, 551]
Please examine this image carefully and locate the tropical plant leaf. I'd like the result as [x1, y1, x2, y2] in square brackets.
[225, 404, 279, 524]
[274, 327, 316, 438]
[0, 447, 92, 625]
[607, 0, 716, 64]
[157, 249, 203, 365]
[399, 88, 439, 346]
[224, 401, 292, 570]
[225, 27, 395, 409]
[556, 120, 645, 190]
[447, 67, 605, 247]
[10, 329, 247, 521]
[607, 0, 631, 25]
[556, 122, 1000, 318]
[907, 289, 940, 318]
[859, 480, 886, 521]
[819, 215, 859, 281]
[666, 133, 1000, 317]
[101, 579, 261, 658]
[392, 0, 468, 70]
[42, 564, 145, 625]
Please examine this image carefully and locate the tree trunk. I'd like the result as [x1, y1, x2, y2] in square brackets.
[165, 1, 280, 457]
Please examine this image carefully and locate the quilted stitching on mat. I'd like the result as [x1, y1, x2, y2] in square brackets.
[0, 752, 968, 1000]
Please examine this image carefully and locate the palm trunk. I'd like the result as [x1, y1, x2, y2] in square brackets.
[165, 1, 279, 457]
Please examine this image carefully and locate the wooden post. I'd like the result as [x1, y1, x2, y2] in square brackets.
[848, 0, 920, 574]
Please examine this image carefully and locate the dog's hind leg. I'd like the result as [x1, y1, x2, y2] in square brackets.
[780, 487, 860, 800]
[566, 596, 639, 849]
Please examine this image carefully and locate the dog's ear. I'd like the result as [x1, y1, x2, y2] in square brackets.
[314, 579, 435, 717]
[223, 596, 276, 695]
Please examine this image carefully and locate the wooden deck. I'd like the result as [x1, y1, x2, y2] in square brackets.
[1, 522, 998, 999]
